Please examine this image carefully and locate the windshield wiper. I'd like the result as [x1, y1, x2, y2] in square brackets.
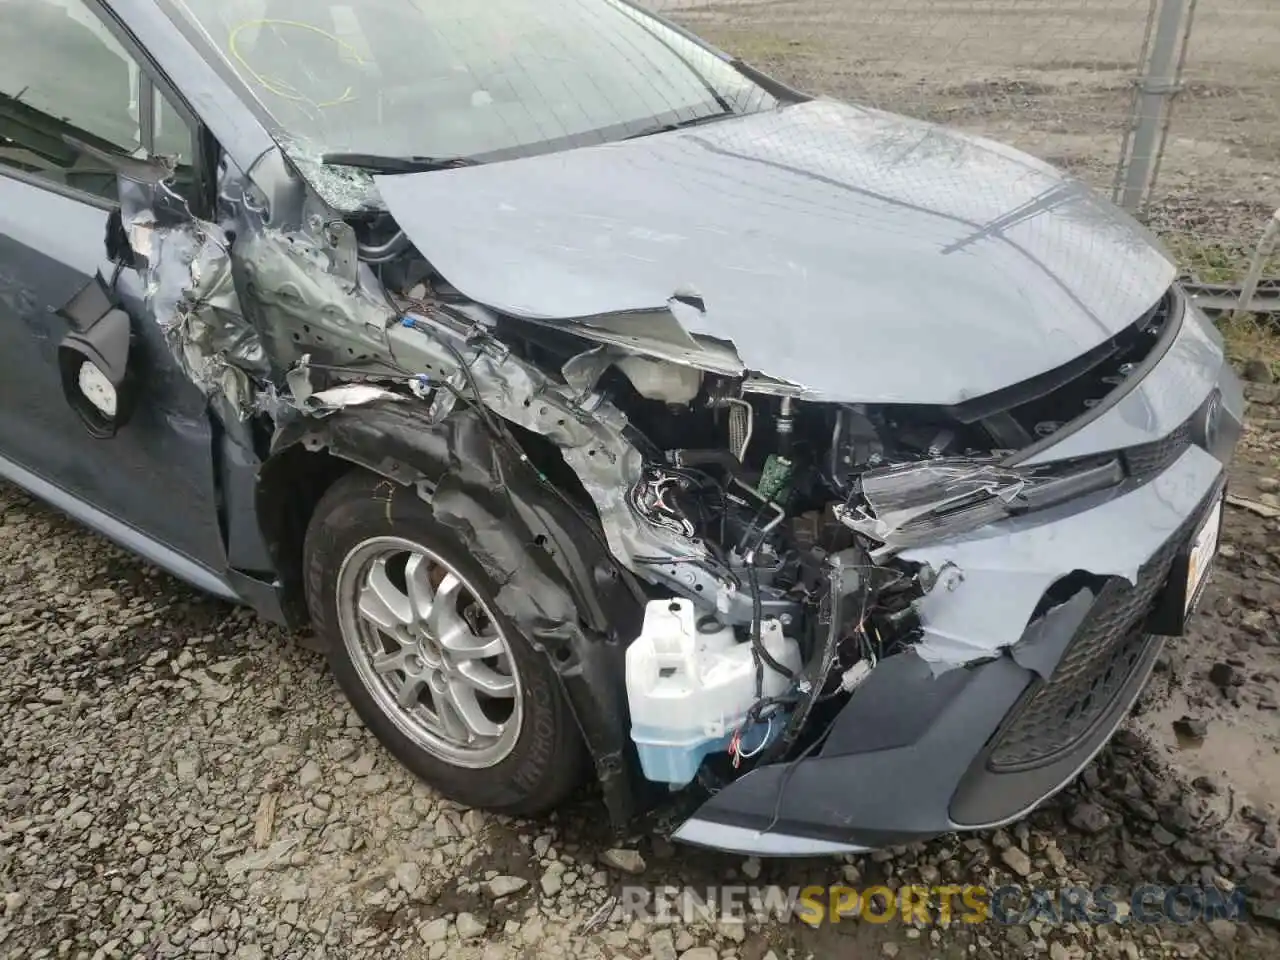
[320, 152, 478, 174]
[622, 110, 735, 141]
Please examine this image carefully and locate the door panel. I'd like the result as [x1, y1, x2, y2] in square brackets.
[0, 0, 230, 580]
[0, 175, 228, 573]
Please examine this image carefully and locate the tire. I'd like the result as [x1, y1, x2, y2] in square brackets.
[303, 470, 586, 815]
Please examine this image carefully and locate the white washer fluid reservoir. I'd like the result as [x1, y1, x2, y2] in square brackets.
[625, 598, 801, 786]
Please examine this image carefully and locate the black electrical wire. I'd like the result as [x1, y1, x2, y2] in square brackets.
[761, 720, 829, 835]
[428, 329, 509, 441]
[745, 523, 795, 683]
[747, 547, 765, 701]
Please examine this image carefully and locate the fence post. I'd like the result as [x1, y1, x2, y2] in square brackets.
[1116, 0, 1191, 212]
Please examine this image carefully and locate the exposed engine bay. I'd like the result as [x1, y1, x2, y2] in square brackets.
[274, 209, 1142, 794]
[107, 147, 1183, 815]
[385, 284, 941, 791]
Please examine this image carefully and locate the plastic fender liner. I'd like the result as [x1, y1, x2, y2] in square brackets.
[262, 402, 655, 824]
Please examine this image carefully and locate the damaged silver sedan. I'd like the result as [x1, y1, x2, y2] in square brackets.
[0, 0, 1243, 855]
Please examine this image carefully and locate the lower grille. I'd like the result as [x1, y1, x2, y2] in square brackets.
[1124, 418, 1194, 482]
[987, 490, 1210, 771]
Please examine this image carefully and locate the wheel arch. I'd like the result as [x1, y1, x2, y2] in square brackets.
[256, 401, 657, 825]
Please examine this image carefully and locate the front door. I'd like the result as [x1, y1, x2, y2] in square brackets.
[0, 0, 229, 585]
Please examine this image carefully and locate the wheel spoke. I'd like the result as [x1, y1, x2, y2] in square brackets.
[359, 556, 412, 631]
[426, 573, 464, 637]
[445, 677, 503, 738]
[437, 701, 472, 744]
[438, 623, 504, 660]
[403, 553, 435, 623]
[394, 672, 426, 708]
[455, 660, 516, 697]
[371, 647, 411, 674]
[430, 676, 474, 743]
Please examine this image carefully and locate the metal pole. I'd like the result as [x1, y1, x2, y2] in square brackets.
[1142, 0, 1200, 216]
[1111, 0, 1158, 204]
[1118, 0, 1190, 212]
[1234, 210, 1280, 322]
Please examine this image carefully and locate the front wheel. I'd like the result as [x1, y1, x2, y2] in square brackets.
[302, 470, 586, 815]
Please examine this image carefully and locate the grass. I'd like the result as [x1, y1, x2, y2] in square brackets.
[1160, 233, 1280, 285]
[1155, 233, 1280, 373]
[1217, 313, 1280, 376]
[696, 26, 828, 66]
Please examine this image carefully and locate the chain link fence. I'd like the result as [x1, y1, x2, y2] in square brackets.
[1152, 1, 1280, 295]
[647, 0, 1280, 336]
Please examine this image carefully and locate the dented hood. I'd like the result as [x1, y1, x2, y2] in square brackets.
[375, 99, 1175, 405]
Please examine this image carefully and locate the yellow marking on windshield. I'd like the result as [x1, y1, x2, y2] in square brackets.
[228, 19, 364, 109]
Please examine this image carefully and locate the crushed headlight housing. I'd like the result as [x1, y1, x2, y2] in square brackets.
[836, 456, 1124, 550]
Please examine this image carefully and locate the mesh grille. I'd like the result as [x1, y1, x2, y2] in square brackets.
[987, 491, 1210, 771]
[1123, 418, 1194, 482]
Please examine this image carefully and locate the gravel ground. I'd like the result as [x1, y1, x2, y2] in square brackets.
[1, 387, 1280, 960]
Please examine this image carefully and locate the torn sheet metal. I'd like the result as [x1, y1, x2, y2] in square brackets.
[899, 444, 1222, 671]
[372, 98, 1174, 405]
[119, 172, 270, 423]
[560, 345, 619, 399]
[231, 224, 396, 370]
[117, 151, 401, 423]
[562, 346, 703, 404]
[153, 222, 267, 411]
[385, 316, 757, 621]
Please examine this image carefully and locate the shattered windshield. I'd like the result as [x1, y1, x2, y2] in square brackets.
[164, 0, 777, 162]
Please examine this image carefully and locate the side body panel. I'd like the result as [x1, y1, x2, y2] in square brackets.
[0, 176, 230, 576]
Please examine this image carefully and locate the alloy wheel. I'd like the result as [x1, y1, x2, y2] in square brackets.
[335, 536, 523, 768]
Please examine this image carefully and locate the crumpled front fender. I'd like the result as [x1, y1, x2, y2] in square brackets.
[262, 403, 656, 823]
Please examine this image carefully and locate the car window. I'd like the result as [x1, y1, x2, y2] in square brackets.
[0, 0, 194, 203]
[164, 0, 778, 164]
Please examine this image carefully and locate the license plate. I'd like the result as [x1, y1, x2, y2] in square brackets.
[1185, 496, 1223, 612]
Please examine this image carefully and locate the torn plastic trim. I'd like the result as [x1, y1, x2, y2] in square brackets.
[265, 404, 654, 824]
[898, 444, 1223, 671]
[672, 603, 1153, 853]
[837, 455, 1125, 554]
[1005, 586, 1097, 682]
[838, 458, 1029, 549]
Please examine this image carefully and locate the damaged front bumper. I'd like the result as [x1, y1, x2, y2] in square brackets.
[673, 340, 1243, 854]
[674, 447, 1226, 854]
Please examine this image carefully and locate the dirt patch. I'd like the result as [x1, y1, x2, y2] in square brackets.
[1133, 380, 1280, 813]
[674, 0, 1280, 277]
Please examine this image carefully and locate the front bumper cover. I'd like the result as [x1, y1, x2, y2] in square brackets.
[674, 436, 1237, 856]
